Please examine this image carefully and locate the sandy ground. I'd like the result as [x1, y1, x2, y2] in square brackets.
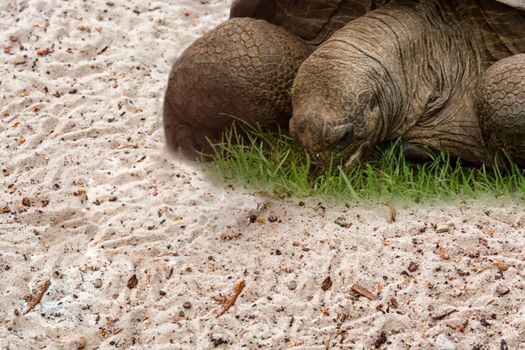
[1, 0, 524, 349]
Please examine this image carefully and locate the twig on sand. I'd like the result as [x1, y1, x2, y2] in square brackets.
[24, 280, 51, 314]
[216, 280, 245, 317]
[351, 283, 378, 301]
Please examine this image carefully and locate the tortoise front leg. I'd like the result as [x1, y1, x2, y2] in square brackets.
[479, 54, 525, 168]
[163, 17, 311, 158]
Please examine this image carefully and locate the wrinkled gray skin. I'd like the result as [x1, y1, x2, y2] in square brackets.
[289, 0, 525, 166]
[164, 0, 525, 167]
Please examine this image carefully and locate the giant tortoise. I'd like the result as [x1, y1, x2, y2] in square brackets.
[163, 0, 525, 167]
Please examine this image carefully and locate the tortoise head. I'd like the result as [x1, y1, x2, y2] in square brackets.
[289, 55, 386, 159]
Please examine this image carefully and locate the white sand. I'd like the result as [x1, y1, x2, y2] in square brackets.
[1, 0, 524, 349]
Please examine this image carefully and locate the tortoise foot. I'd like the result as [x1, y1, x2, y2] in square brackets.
[479, 54, 525, 168]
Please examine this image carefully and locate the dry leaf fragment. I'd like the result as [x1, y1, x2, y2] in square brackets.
[351, 283, 378, 301]
[287, 340, 305, 348]
[18, 137, 25, 145]
[74, 186, 85, 196]
[0, 206, 10, 214]
[438, 243, 449, 260]
[431, 308, 458, 320]
[216, 279, 245, 317]
[36, 48, 50, 56]
[106, 318, 122, 335]
[24, 280, 51, 314]
[436, 226, 449, 233]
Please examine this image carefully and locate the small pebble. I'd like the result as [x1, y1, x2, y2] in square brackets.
[496, 285, 510, 297]
[183, 301, 192, 309]
[76, 337, 86, 349]
[321, 277, 332, 291]
[268, 214, 278, 222]
[467, 251, 480, 258]
[495, 262, 509, 271]
[127, 274, 138, 289]
[13, 56, 27, 65]
[93, 279, 103, 289]
[374, 331, 387, 348]
[388, 297, 398, 308]
[408, 261, 419, 272]
[435, 334, 456, 350]
[287, 281, 297, 291]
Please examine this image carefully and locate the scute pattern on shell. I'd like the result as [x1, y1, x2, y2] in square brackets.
[231, 0, 389, 46]
[164, 17, 310, 151]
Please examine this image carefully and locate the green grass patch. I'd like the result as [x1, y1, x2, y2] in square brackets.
[201, 124, 525, 202]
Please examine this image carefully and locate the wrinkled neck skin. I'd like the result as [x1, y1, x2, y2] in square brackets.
[291, 0, 491, 163]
